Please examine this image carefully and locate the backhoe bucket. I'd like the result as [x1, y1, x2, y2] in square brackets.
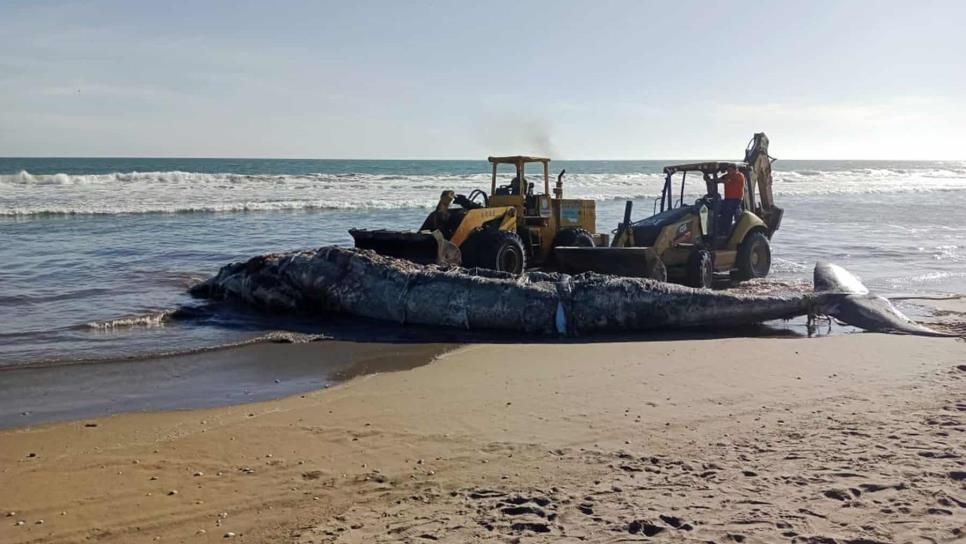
[349, 229, 461, 266]
[554, 247, 665, 280]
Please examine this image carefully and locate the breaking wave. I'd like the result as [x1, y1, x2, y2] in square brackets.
[3, 166, 965, 216]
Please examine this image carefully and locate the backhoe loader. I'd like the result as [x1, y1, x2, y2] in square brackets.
[350, 156, 604, 273]
[555, 133, 783, 288]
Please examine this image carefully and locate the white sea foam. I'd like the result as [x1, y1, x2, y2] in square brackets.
[2, 166, 965, 216]
[84, 310, 176, 330]
[918, 244, 963, 262]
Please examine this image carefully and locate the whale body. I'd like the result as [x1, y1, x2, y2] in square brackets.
[189, 246, 954, 337]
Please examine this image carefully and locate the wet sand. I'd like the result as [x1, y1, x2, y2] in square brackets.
[0, 341, 455, 429]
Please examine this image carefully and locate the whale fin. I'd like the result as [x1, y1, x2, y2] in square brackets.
[813, 262, 869, 295]
[813, 263, 956, 337]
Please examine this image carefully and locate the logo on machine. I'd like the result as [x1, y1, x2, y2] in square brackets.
[673, 222, 692, 243]
[561, 206, 580, 225]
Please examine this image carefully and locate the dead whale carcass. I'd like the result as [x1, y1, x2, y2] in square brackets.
[189, 247, 954, 337]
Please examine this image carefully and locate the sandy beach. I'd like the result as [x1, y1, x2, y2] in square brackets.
[2, 304, 964, 544]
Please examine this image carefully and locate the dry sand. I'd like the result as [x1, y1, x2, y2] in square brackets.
[1, 329, 964, 543]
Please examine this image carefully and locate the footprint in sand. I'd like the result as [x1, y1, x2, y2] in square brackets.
[627, 519, 665, 537]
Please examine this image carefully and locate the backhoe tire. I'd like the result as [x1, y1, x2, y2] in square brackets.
[461, 229, 527, 274]
[734, 230, 771, 281]
[552, 228, 595, 248]
[685, 249, 714, 289]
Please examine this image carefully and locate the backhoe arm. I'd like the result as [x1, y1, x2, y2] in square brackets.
[744, 133, 783, 237]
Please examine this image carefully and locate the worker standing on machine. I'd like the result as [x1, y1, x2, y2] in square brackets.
[716, 164, 745, 237]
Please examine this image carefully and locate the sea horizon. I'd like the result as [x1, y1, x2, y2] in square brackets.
[3, 155, 965, 163]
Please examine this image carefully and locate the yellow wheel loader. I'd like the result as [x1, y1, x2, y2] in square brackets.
[350, 156, 604, 273]
[555, 133, 783, 288]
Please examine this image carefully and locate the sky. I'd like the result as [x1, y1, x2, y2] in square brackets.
[1, 0, 964, 159]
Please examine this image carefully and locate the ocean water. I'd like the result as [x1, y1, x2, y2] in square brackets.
[2, 158, 965, 366]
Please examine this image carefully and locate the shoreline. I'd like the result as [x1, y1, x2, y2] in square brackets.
[0, 317, 852, 431]
[0, 340, 456, 430]
[0, 302, 837, 431]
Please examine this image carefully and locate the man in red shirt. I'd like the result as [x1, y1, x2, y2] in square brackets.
[721, 164, 745, 200]
[716, 164, 745, 237]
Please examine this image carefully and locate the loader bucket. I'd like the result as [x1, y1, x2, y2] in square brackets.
[349, 229, 461, 266]
[554, 247, 665, 280]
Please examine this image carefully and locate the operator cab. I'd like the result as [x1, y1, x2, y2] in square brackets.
[489, 156, 554, 220]
[654, 161, 751, 248]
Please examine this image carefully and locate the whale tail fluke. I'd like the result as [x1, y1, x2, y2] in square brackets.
[813, 262, 956, 337]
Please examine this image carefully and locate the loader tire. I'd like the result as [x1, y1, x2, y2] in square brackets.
[550, 228, 595, 267]
[461, 229, 527, 274]
[734, 230, 771, 281]
[552, 228, 595, 248]
[685, 249, 714, 289]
